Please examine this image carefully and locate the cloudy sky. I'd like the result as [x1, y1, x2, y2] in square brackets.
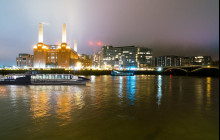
[0, 0, 219, 65]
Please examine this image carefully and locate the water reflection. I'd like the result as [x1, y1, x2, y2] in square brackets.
[206, 77, 211, 109]
[126, 76, 136, 105]
[91, 76, 95, 83]
[72, 87, 85, 110]
[157, 75, 162, 107]
[55, 91, 72, 126]
[9, 87, 17, 108]
[146, 75, 152, 96]
[118, 77, 123, 99]
[195, 79, 203, 110]
[169, 75, 172, 94]
[30, 91, 50, 119]
[0, 86, 7, 95]
[0, 76, 218, 140]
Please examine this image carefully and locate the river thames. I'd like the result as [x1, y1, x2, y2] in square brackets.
[0, 75, 219, 140]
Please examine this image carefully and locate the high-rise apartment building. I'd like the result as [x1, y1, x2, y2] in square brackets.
[93, 46, 152, 69]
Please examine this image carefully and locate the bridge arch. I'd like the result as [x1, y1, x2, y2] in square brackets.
[191, 67, 219, 73]
[163, 68, 188, 73]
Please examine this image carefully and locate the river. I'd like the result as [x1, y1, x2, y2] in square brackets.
[0, 75, 219, 140]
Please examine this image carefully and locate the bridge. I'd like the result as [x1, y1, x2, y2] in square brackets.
[159, 66, 219, 76]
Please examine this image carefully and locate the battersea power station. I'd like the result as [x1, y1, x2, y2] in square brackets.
[32, 23, 92, 69]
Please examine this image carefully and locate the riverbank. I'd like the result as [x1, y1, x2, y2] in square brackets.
[0, 69, 219, 77]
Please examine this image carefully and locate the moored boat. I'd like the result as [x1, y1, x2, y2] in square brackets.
[111, 70, 134, 76]
[0, 72, 90, 85]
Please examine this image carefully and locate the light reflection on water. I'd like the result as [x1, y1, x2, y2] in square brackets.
[206, 77, 211, 110]
[157, 75, 162, 107]
[118, 76, 123, 99]
[126, 76, 136, 105]
[55, 91, 72, 125]
[0, 76, 219, 140]
[30, 91, 50, 119]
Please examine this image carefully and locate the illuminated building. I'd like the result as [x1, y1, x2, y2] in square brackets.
[152, 57, 158, 67]
[16, 53, 34, 68]
[181, 57, 191, 66]
[157, 56, 212, 67]
[157, 56, 182, 67]
[92, 50, 103, 69]
[33, 23, 79, 68]
[93, 46, 152, 69]
[190, 56, 212, 66]
[78, 54, 92, 68]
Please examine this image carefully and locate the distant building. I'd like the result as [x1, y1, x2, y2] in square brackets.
[79, 54, 92, 68]
[157, 56, 181, 67]
[157, 55, 212, 67]
[92, 50, 103, 69]
[181, 57, 191, 66]
[190, 56, 212, 66]
[152, 57, 158, 67]
[33, 23, 79, 69]
[211, 60, 219, 67]
[16, 53, 33, 68]
[93, 45, 152, 69]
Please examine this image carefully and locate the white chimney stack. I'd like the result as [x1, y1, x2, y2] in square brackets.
[38, 23, 43, 43]
[74, 40, 77, 52]
[62, 23, 67, 43]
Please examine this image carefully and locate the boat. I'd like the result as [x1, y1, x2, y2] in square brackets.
[111, 70, 134, 76]
[0, 71, 90, 85]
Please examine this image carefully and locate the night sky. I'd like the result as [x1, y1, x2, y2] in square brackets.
[0, 0, 219, 65]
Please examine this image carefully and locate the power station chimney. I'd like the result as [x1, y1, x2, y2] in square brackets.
[38, 23, 43, 43]
[74, 40, 77, 52]
[62, 23, 67, 43]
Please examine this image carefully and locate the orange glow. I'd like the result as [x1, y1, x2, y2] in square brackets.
[97, 42, 102, 46]
[89, 42, 94, 46]
[34, 45, 37, 49]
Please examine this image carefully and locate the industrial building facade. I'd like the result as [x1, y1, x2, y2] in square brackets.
[93, 46, 153, 69]
[34, 44, 79, 68]
[33, 23, 87, 69]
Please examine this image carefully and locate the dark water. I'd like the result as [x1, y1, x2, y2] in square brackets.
[0, 75, 219, 140]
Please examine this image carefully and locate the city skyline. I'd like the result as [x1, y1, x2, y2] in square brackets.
[0, 0, 219, 65]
